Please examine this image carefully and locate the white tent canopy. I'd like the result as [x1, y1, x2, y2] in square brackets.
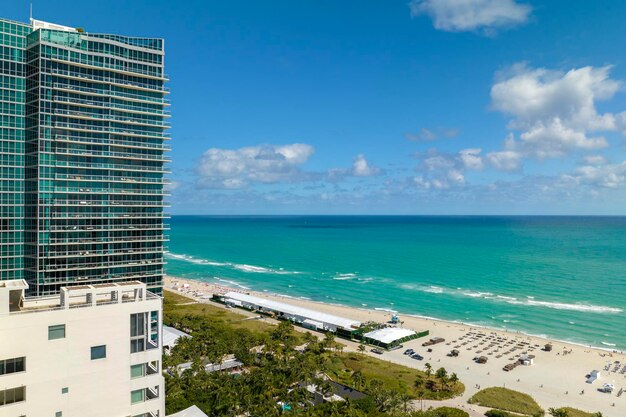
[364, 327, 416, 344]
[223, 292, 361, 330]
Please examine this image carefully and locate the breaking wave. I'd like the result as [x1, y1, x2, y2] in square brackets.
[166, 252, 300, 275]
[403, 283, 623, 314]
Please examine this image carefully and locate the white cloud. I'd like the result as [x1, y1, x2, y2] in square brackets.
[352, 154, 381, 177]
[413, 148, 483, 189]
[405, 127, 459, 142]
[563, 160, 626, 189]
[581, 155, 607, 165]
[405, 128, 437, 141]
[459, 148, 484, 170]
[486, 149, 523, 171]
[490, 64, 621, 163]
[409, 0, 532, 33]
[196, 143, 314, 188]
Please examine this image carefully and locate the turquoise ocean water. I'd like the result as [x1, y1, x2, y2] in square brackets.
[166, 216, 626, 350]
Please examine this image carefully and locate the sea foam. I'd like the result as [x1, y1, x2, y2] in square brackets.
[404, 283, 623, 314]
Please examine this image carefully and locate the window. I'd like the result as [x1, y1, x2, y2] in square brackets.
[56, 412, 62, 417]
[90, 345, 106, 360]
[48, 324, 65, 340]
[130, 313, 146, 353]
[0, 357, 25, 375]
[130, 388, 145, 404]
[130, 339, 145, 353]
[62, 387, 68, 394]
[130, 364, 145, 379]
[0, 386, 25, 406]
[130, 313, 145, 337]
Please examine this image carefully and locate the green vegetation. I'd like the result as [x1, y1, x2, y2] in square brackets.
[163, 290, 467, 416]
[326, 353, 464, 400]
[468, 387, 544, 416]
[164, 291, 290, 334]
[485, 410, 531, 417]
[548, 408, 603, 417]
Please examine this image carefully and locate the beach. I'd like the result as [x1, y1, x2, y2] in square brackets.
[165, 275, 625, 416]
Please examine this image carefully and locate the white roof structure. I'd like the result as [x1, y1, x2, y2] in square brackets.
[167, 405, 209, 417]
[364, 327, 416, 344]
[163, 325, 190, 348]
[223, 292, 361, 330]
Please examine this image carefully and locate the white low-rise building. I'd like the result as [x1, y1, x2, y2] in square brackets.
[222, 291, 361, 332]
[163, 325, 191, 354]
[0, 280, 164, 417]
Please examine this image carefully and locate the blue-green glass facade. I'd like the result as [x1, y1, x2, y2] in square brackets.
[1, 18, 169, 295]
[0, 19, 29, 281]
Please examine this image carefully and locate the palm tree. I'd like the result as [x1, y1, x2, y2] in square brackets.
[548, 408, 569, 417]
[435, 367, 448, 390]
[448, 372, 459, 390]
[351, 370, 365, 390]
[323, 332, 335, 351]
[414, 375, 425, 410]
[357, 344, 366, 355]
[399, 393, 412, 414]
[424, 362, 433, 377]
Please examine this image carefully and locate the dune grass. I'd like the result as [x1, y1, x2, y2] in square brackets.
[554, 407, 601, 417]
[326, 352, 464, 400]
[468, 387, 543, 416]
[164, 290, 291, 334]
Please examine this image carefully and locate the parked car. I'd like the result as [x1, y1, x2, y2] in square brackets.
[599, 383, 614, 393]
[404, 349, 415, 355]
[411, 353, 423, 360]
[371, 348, 384, 355]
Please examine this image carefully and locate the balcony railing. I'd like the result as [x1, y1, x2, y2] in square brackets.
[47, 200, 168, 207]
[46, 247, 166, 258]
[50, 56, 167, 80]
[42, 259, 165, 272]
[54, 173, 168, 184]
[51, 83, 169, 105]
[48, 224, 168, 232]
[52, 96, 170, 117]
[53, 109, 170, 129]
[50, 147, 170, 163]
[45, 160, 169, 173]
[53, 134, 170, 151]
[53, 121, 169, 139]
[48, 213, 169, 219]
[51, 187, 167, 196]
[49, 67, 169, 93]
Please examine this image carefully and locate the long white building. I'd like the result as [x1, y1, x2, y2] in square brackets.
[222, 291, 361, 332]
[0, 280, 165, 417]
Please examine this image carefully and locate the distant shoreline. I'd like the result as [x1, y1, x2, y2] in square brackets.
[164, 273, 624, 354]
[164, 275, 624, 354]
[165, 274, 626, 416]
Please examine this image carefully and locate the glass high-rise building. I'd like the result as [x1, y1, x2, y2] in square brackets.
[1, 18, 169, 296]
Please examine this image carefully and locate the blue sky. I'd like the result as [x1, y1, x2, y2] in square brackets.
[6, 0, 626, 214]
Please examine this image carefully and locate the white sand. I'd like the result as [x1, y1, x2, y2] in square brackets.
[165, 276, 626, 416]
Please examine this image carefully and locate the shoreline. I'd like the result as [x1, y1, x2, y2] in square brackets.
[164, 274, 626, 417]
[168, 274, 624, 354]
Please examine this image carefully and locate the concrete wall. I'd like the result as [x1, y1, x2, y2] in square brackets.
[0, 297, 164, 417]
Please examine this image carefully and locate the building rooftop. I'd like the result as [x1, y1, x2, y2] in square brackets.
[163, 325, 191, 348]
[363, 327, 417, 344]
[167, 405, 209, 417]
[223, 291, 361, 330]
[0, 279, 159, 315]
